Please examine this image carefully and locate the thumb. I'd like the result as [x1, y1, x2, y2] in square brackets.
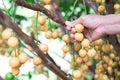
[65, 17, 83, 27]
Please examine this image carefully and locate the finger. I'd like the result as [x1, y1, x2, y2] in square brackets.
[65, 17, 83, 27]
[84, 28, 92, 42]
[91, 27, 105, 41]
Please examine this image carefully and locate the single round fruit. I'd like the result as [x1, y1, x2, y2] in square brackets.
[18, 53, 29, 64]
[2, 29, 12, 40]
[102, 44, 110, 53]
[45, 31, 52, 39]
[75, 24, 84, 33]
[42, 0, 51, 4]
[39, 43, 48, 52]
[7, 37, 19, 49]
[9, 57, 20, 68]
[12, 68, 20, 76]
[81, 39, 90, 48]
[27, 45, 34, 52]
[114, 4, 120, 10]
[110, 53, 115, 59]
[79, 49, 87, 58]
[98, 5, 105, 13]
[40, 24, 48, 32]
[94, 39, 103, 46]
[75, 33, 84, 42]
[52, 30, 59, 39]
[62, 45, 70, 53]
[5, 72, 14, 80]
[74, 42, 80, 51]
[96, 0, 101, 3]
[38, 16, 46, 25]
[73, 70, 82, 79]
[44, 4, 52, 11]
[76, 57, 82, 64]
[62, 35, 70, 43]
[33, 56, 42, 66]
[87, 48, 96, 58]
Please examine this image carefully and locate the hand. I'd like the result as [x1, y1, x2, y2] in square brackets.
[65, 14, 120, 41]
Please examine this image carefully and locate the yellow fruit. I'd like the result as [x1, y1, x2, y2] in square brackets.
[96, 0, 101, 3]
[81, 39, 90, 48]
[52, 30, 59, 39]
[42, 0, 51, 4]
[0, 25, 3, 31]
[82, 56, 89, 62]
[62, 35, 70, 43]
[38, 16, 46, 25]
[79, 49, 87, 58]
[62, 45, 70, 53]
[39, 43, 48, 52]
[94, 39, 103, 46]
[73, 70, 82, 79]
[27, 45, 34, 52]
[40, 24, 48, 32]
[12, 68, 20, 76]
[87, 48, 96, 58]
[114, 4, 120, 10]
[74, 42, 80, 51]
[75, 33, 84, 42]
[18, 53, 29, 64]
[2, 29, 12, 40]
[76, 57, 82, 64]
[33, 56, 42, 66]
[9, 57, 20, 68]
[102, 44, 110, 53]
[44, 4, 52, 11]
[98, 5, 105, 13]
[7, 37, 19, 49]
[45, 31, 52, 39]
[110, 53, 115, 59]
[75, 24, 84, 33]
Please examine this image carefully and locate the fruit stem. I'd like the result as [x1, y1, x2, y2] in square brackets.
[69, 0, 78, 17]
[83, 0, 87, 14]
[35, 11, 39, 44]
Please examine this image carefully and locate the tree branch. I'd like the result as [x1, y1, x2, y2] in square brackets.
[0, 10, 72, 80]
[14, 0, 65, 26]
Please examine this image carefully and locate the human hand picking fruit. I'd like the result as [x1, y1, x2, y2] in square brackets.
[65, 14, 120, 42]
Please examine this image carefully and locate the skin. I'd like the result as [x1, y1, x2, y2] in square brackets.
[65, 14, 120, 42]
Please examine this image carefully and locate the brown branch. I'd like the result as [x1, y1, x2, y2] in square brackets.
[51, 0, 66, 34]
[14, 0, 65, 26]
[0, 10, 72, 80]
